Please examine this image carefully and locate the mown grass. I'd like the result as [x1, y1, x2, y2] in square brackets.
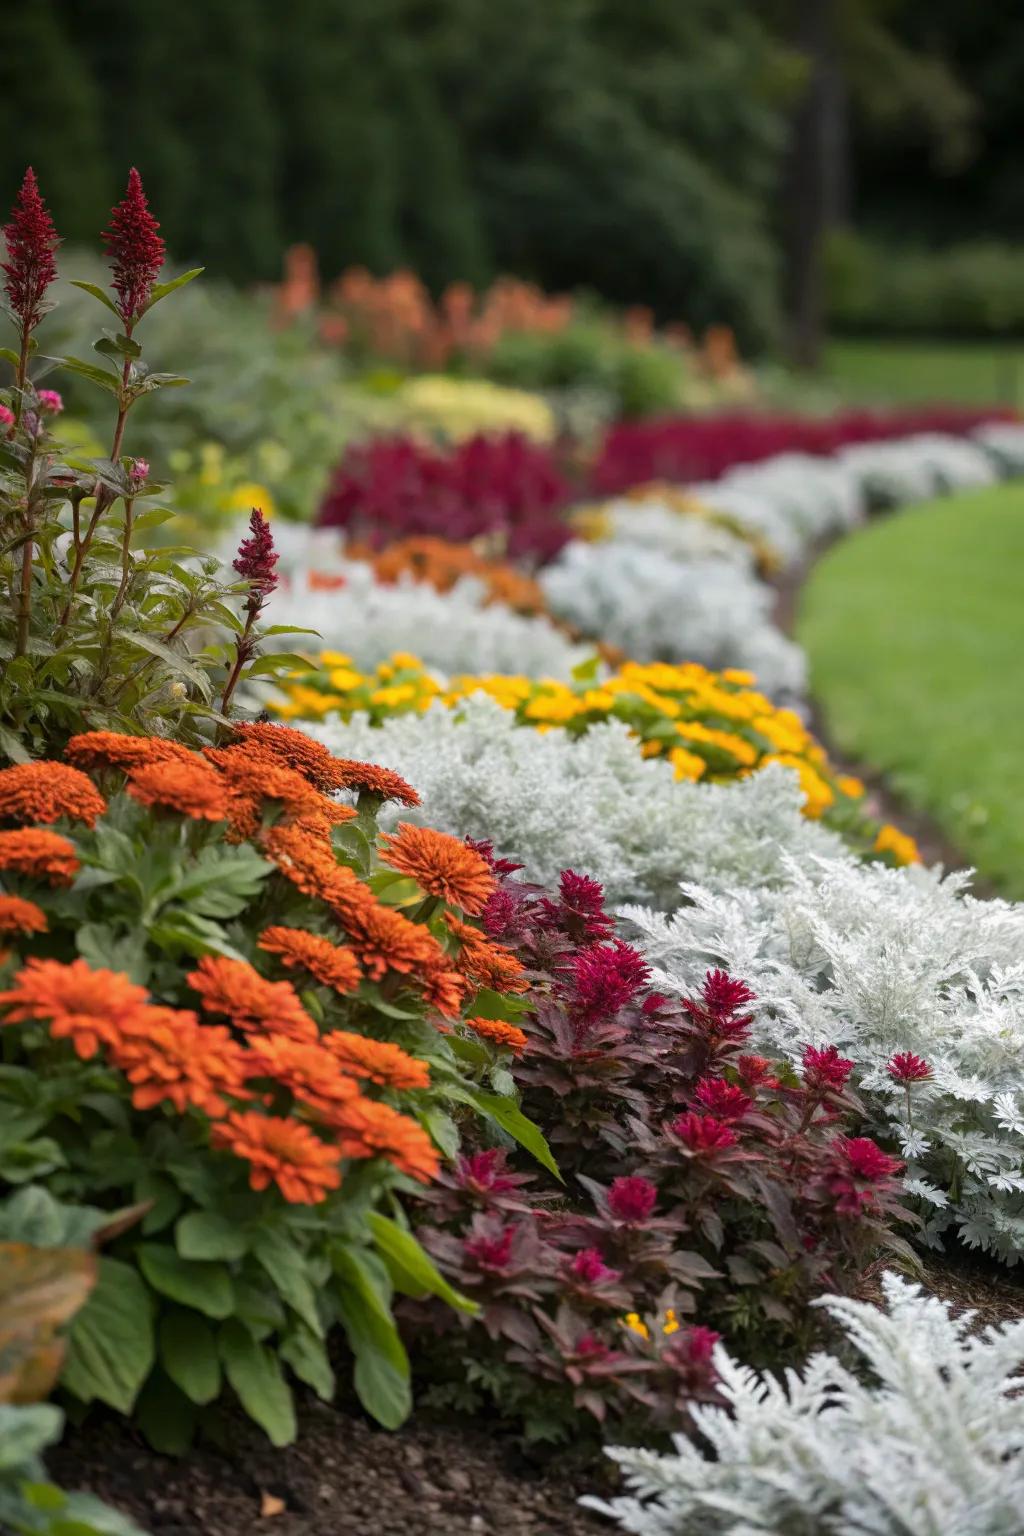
[797, 482, 1024, 896]
[823, 339, 1024, 408]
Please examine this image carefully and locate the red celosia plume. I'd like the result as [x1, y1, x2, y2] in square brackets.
[2, 168, 60, 332]
[102, 167, 165, 325]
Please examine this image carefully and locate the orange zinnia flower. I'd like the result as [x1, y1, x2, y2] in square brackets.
[263, 823, 347, 900]
[126, 758, 231, 822]
[0, 895, 48, 935]
[419, 956, 468, 1019]
[463, 1017, 529, 1054]
[0, 957, 150, 1059]
[243, 1033, 360, 1119]
[211, 1111, 342, 1203]
[258, 927, 362, 994]
[226, 722, 350, 792]
[65, 731, 194, 774]
[0, 762, 106, 828]
[0, 829, 79, 886]
[340, 899, 445, 982]
[324, 1031, 431, 1091]
[111, 1008, 248, 1115]
[333, 1097, 439, 1183]
[331, 760, 420, 807]
[187, 955, 317, 1042]
[204, 746, 324, 841]
[379, 823, 495, 915]
[444, 913, 528, 995]
[285, 800, 358, 842]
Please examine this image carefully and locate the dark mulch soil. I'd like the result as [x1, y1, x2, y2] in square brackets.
[50, 1398, 609, 1536]
[857, 1245, 1024, 1333]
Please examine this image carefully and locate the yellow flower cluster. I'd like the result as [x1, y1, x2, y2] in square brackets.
[874, 822, 922, 866]
[622, 1308, 681, 1340]
[396, 375, 557, 443]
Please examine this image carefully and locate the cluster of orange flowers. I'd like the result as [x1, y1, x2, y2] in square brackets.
[0, 722, 535, 1203]
[351, 537, 548, 616]
[0, 951, 437, 1204]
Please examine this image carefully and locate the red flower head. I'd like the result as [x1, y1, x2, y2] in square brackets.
[694, 1077, 753, 1121]
[607, 1175, 657, 1224]
[568, 939, 650, 1022]
[456, 1148, 518, 1196]
[664, 1324, 721, 1391]
[464, 837, 523, 879]
[566, 1248, 621, 1286]
[682, 969, 755, 1044]
[102, 168, 165, 325]
[888, 1051, 931, 1084]
[463, 1222, 516, 1274]
[542, 869, 615, 942]
[737, 1054, 779, 1089]
[702, 970, 756, 1017]
[671, 1111, 739, 1153]
[802, 1043, 855, 1093]
[826, 1136, 904, 1214]
[3, 168, 60, 332]
[233, 508, 279, 598]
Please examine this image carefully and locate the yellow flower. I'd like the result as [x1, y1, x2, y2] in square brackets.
[320, 651, 354, 667]
[225, 480, 276, 520]
[622, 1312, 650, 1341]
[329, 668, 364, 691]
[722, 668, 756, 686]
[762, 754, 835, 818]
[837, 774, 866, 799]
[668, 746, 707, 782]
[370, 685, 418, 709]
[639, 740, 664, 759]
[675, 722, 758, 767]
[390, 651, 423, 670]
[874, 823, 921, 866]
[581, 688, 615, 712]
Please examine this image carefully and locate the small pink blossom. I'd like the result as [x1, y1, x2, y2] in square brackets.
[567, 1247, 621, 1286]
[0, 405, 14, 428]
[129, 458, 150, 484]
[36, 389, 62, 414]
[888, 1051, 931, 1084]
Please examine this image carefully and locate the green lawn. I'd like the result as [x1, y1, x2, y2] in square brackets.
[797, 482, 1024, 896]
[823, 339, 1024, 408]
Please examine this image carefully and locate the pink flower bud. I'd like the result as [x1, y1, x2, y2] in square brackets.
[36, 389, 62, 414]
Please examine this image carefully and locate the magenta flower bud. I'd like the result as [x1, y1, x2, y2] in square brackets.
[36, 389, 62, 414]
[129, 458, 150, 484]
[607, 1175, 657, 1223]
[0, 405, 14, 428]
[802, 1043, 855, 1093]
[888, 1051, 931, 1084]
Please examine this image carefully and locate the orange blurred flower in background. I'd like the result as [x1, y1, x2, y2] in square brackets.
[0, 956, 150, 1059]
[126, 756, 231, 822]
[463, 1016, 529, 1054]
[243, 1033, 360, 1119]
[112, 1007, 249, 1115]
[0, 828, 79, 885]
[0, 761, 106, 827]
[324, 1030, 431, 1091]
[0, 894, 48, 935]
[332, 1096, 439, 1183]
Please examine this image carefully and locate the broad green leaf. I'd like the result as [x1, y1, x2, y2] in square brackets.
[369, 1214, 477, 1314]
[159, 1310, 221, 1405]
[466, 987, 531, 1022]
[219, 1320, 296, 1446]
[68, 280, 121, 317]
[0, 1404, 63, 1471]
[252, 1228, 321, 1335]
[175, 1210, 249, 1263]
[122, 632, 213, 700]
[62, 1258, 154, 1413]
[332, 1245, 410, 1429]
[143, 268, 204, 311]
[137, 1244, 234, 1318]
[62, 356, 121, 393]
[0, 1137, 66, 1184]
[0, 724, 30, 764]
[243, 652, 318, 678]
[450, 1087, 561, 1181]
[280, 1325, 334, 1401]
[135, 1368, 196, 1455]
[0, 1186, 108, 1250]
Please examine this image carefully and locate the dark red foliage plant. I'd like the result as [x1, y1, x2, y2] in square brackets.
[407, 856, 914, 1446]
[317, 432, 574, 563]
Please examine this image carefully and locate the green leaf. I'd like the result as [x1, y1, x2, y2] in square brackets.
[175, 1210, 249, 1263]
[219, 1320, 296, 1446]
[68, 280, 121, 317]
[159, 1309, 221, 1405]
[135, 1368, 197, 1455]
[147, 912, 251, 963]
[0, 1137, 66, 1183]
[0, 724, 30, 764]
[94, 333, 141, 361]
[62, 1258, 154, 1413]
[450, 1087, 562, 1181]
[280, 1325, 334, 1402]
[466, 987, 531, 1022]
[135, 1173, 183, 1236]
[122, 631, 214, 700]
[137, 1244, 234, 1319]
[252, 1228, 321, 1335]
[369, 1214, 478, 1315]
[0, 1186, 108, 1250]
[75, 924, 149, 986]
[0, 1403, 63, 1471]
[570, 654, 602, 684]
[332, 1245, 410, 1429]
[243, 652, 318, 678]
[63, 356, 122, 393]
[143, 268, 204, 311]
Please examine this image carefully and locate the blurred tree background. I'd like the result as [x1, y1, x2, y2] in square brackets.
[0, 0, 1018, 358]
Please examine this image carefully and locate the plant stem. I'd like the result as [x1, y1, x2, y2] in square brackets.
[109, 499, 135, 622]
[13, 325, 30, 424]
[220, 605, 257, 717]
[15, 532, 33, 656]
[57, 353, 134, 629]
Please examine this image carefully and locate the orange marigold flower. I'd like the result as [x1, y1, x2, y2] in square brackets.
[0, 829, 79, 886]
[65, 731, 194, 774]
[204, 745, 323, 841]
[419, 957, 468, 1019]
[332, 759, 420, 807]
[126, 758, 231, 822]
[333, 1097, 439, 1183]
[187, 955, 317, 1042]
[285, 800, 358, 842]
[444, 913, 529, 994]
[226, 722, 351, 792]
[341, 899, 445, 982]
[463, 1017, 529, 1054]
[243, 1034, 360, 1119]
[263, 823, 348, 901]
[258, 926, 362, 994]
[211, 1111, 342, 1203]
[0, 895, 48, 936]
[110, 1008, 248, 1115]
[378, 823, 495, 915]
[0, 762, 106, 828]
[0, 957, 150, 1059]
[324, 1031, 431, 1091]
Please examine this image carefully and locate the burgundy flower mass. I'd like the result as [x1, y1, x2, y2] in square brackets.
[3, 168, 60, 333]
[233, 508, 279, 597]
[102, 167, 166, 325]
